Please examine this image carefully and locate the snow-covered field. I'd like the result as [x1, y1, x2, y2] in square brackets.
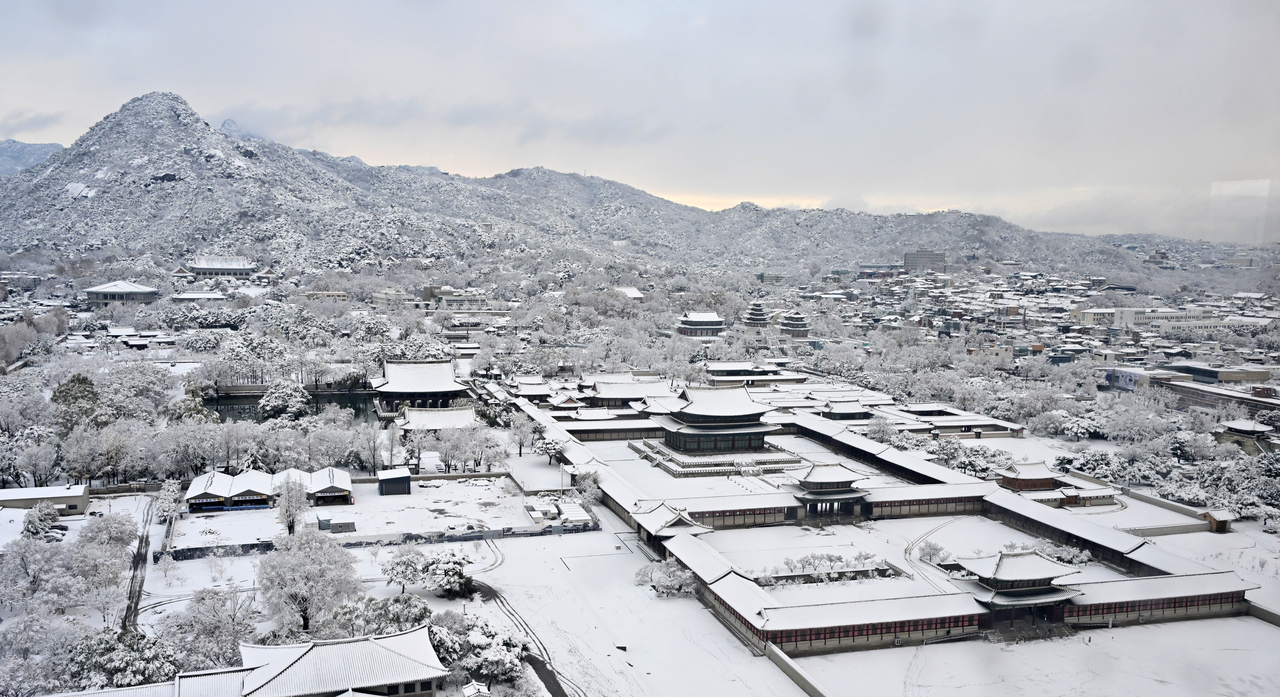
[960, 434, 1087, 462]
[479, 509, 809, 697]
[795, 616, 1280, 697]
[140, 538, 497, 631]
[1148, 521, 1280, 610]
[170, 480, 535, 548]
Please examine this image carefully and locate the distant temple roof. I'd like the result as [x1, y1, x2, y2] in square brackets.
[956, 549, 1080, 582]
[373, 361, 467, 394]
[86, 280, 157, 294]
[190, 255, 255, 269]
[994, 462, 1062, 480]
[673, 386, 773, 418]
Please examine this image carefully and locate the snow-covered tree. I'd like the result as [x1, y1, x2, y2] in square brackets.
[61, 629, 180, 691]
[918, 540, 950, 564]
[77, 513, 137, 551]
[154, 480, 183, 524]
[257, 379, 311, 421]
[157, 587, 256, 670]
[156, 553, 182, 586]
[257, 529, 361, 632]
[428, 610, 530, 685]
[326, 594, 432, 638]
[508, 412, 539, 457]
[273, 476, 310, 535]
[633, 559, 695, 597]
[21, 501, 59, 540]
[422, 550, 474, 598]
[381, 545, 427, 594]
[864, 416, 898, 443]
[533, 437, 565, 465]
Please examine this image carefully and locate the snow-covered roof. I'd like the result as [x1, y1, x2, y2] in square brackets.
[591, 381, 674, 399]
[798, 462, 865, 485]
[861, 482, 998, 503]
[376, 467, 412, 481]
[228, 470, 274, 497]
[956, 550, 1080, 582]
[681, 311, 724, 323]
[1221, 419, 1273, 434]
[984, 490, 1146, 554]
[1065, 571, 1257, 605]
[994, 462, 1062, 480]
[86, 280, 157, 294]
[308, 467, 352, 494]
[397, 406, 477, 431]
[674, 386, 773, 418]
[758, 591, 987, 632]
[190, 255, 255, 269]
[185, 471, 234, 500]
[238, 624, 446, 697]
[375, 361, 466, 394]
[0, 484, 87, 502]
[663, 533, 738, 584]
[270, 468, 310, 489]
[630, 502, 713, 538]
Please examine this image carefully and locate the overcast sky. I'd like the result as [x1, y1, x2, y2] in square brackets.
[3, 1, 1278, 239]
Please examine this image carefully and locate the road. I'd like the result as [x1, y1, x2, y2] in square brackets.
[120, 496, 156, 631]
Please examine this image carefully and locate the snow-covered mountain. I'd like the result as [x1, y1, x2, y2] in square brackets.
[0, 139, 63, 177]
[0, 92, 1189, 275]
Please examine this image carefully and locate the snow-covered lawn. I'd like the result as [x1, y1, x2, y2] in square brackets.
[479, 510, 808, 697]
[1145, 522, 1280, 610]
[170, 480, 536, 548]
[507, 452, 574, 492]
[795, 615, 1280, 697]
[959, 434, 1086, 462]
[1059, 495, 1204, 529]
[140, 538, 497, 631]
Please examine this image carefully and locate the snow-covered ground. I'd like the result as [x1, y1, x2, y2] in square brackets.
[1146, 521, 1280, 610]
[140, 538, 497, 632]
[508, 452, 575, 492]
[960, 434, 1092, 462]
[1059, 495, 1204, 529]
[479, 509, 809, 697]
[795, 616, 1280, 697]
[170, 480, 536, 548]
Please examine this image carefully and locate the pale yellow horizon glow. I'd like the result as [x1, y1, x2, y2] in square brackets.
[652, 191, 831, 212]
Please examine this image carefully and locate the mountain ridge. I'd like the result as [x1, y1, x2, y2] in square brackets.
[0, 92, 1205, 278]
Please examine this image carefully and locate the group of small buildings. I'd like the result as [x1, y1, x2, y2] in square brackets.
[184, 467, 353, 512]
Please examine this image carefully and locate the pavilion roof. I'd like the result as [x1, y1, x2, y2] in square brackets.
[956, 550, 1080, 582]
[374, 361, 467, 394]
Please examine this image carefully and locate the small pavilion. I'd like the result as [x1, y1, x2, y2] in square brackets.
[791, 462, 867, 518]
[951, 549, 1082, 624]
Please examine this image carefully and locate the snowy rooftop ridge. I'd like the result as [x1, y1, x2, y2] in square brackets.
[956, 549, 1081, 582]
[85, 280, 156, 293]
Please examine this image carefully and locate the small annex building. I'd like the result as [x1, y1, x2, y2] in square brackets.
[85, 281, 159, 309]
[377, 467, 413, 496]
[47, 624, 447, 697]
[0, 484, 89, 515]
